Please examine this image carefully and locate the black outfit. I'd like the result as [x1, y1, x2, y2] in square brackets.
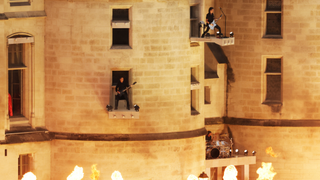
[201, 13, 222, 38]
[206, 134, 212, 141]
[115, 81, 130, 110]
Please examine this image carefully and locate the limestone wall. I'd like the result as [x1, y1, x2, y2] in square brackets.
[51, 137, 205, 180]
[44, 0, 209, 134]
[0, 18, 45, 139]
[0, 141, 51, 180]
[3, 0, 44, 13]
[229, 125, 320, 180]
[215, 0, 320, 120]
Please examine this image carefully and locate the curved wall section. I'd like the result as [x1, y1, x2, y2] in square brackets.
[51, 136, 205, 180]
[44, 0, 203, 134]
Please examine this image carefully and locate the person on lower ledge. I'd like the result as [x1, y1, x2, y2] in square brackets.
[115, 77, 131, 110]
[201, 7, 222, 38]
[206, 131, 214, 144]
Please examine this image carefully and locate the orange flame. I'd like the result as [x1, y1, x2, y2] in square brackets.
[21, 172, 37, 180]
[256, 162, 277, 180]
[223, 165, 238, 180]
[90, 164, 100, 180]
[67, 165, 84, 180]
[111, 171, 123, 180]
[265, 147, 277, 157]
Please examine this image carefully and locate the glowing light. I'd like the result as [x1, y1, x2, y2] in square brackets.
[223, 165, 238, 180]
[90, 164, 100, 180]
[21, 172, 37, 180]
[67, 166, 84, 180]
[111, 171, 123, 180]
[187, 174, 198, 180]
[256, 162, 277, 180]
[265, 147, 277, 157]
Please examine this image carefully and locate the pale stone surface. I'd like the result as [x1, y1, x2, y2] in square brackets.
[0, 141, 51, 180]
[228, 125, 320, 180]
[216, 0, 320, 120]
[44, 0, 221, 135]
[51, 137, 205, 180]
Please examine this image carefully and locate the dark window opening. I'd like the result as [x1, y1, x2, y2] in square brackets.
[112, 71, 129, 86]
[190, 5, 199, 37]
[8, 44, 26, 69]
[266, 13, 281, 35]
[265, 58, 281, 102]
[113, 9, 129, 21]
[266, 58, 281, 73]
[191, 90, 199, 115]
[266, 0, 281, 11]
[112, 29, 129, 46]
[205, 86, 211, 104]
[9, 70, 23, 116]
[266, 75, 281, 101]
[10, 0, 30, 7]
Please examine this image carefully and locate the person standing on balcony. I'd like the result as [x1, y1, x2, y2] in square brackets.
[201, 7, 222, 38]
[115, 77, 131, 110]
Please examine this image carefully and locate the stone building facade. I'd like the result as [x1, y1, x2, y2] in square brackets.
[0, 0, 319, 180]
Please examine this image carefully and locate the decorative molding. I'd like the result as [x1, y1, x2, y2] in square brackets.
[205, 117, 224, 125]
[205, 117, 320, 127]
[1, 128, 207, 144]
[52, 127, 207, 141]
[4, 11, 46, 19]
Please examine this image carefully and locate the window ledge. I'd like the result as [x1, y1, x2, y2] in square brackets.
[262, 35, 283, 39]
[108, 109, 139, 119]
[265, 10, 281, 13]
[10, 116, 30, 126]
[191, 109, 200, 116]
[111, 45, 132, 49]
[112, 20, 130, 28]
[262, 101, 282, 105]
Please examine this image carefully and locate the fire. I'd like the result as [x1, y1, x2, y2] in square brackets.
[265, 147, 277, 157]
[21, 172, 37, 180]
[187, 174, 198, 180]
[90, 164, 100, 180]
[111, 171, 123, 180]
[256, 162, 277, 180]
[67, 165, 84, 180]
[223, 165, 238, 180]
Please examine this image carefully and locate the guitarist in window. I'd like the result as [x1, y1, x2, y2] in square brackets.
[115, 77, 131, 110]
[201, 7, 222, 38]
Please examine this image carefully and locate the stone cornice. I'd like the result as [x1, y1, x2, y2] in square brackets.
[52, 127, 207, 141]
[205, 117, 320, 127]
[1, 127, 207, 144]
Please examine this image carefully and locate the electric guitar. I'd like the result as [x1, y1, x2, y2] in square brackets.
[117, 82, 137, 96]
[209, 14, 223, 30]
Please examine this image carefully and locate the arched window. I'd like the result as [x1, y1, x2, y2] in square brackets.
[7, 33, 34, 122]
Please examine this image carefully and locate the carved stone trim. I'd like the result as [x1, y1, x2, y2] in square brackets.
[205, 117, 320, 127]
[52, 127, 207, 141]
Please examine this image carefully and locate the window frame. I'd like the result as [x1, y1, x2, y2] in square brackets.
[7, 34, 35, 125]
[110, 68, 132, 110]
[261, 55, 283, 105]
[110, 5, 132, 49]
[262, 0, 282, 39]
[18, 154, 32, 179]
